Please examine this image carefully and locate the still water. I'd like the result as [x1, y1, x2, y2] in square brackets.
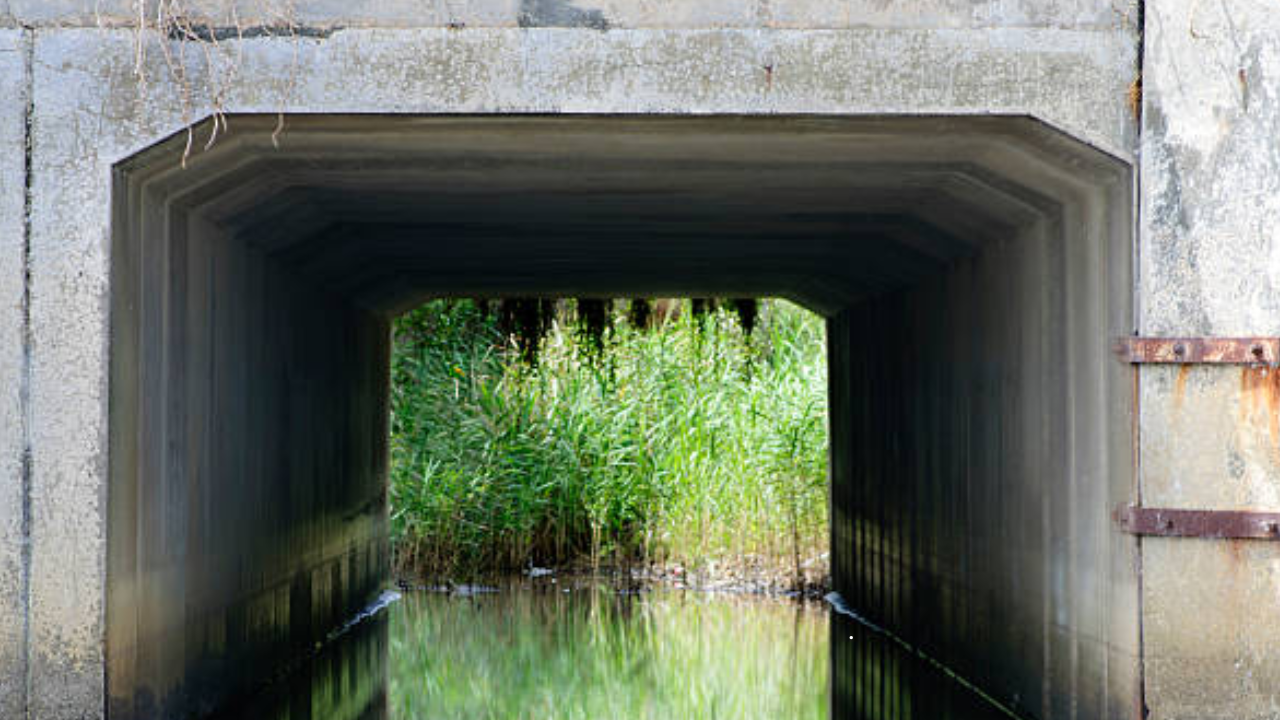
[390, 586, 827, 719]
[229, 585, 1016, 720]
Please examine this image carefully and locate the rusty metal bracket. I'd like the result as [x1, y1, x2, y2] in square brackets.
[1114, 505, 1280, 539]
[1115, 337, 1280, 364]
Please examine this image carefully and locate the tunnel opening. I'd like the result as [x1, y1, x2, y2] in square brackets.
[107, 115, 1136, 719]
[386, 295, 833, 719]
[386, 296, 831, 592]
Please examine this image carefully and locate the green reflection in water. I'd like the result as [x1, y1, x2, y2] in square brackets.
[389, 587, 828, 720]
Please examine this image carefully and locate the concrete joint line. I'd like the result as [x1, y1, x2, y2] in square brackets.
[19, 24, 33, 720]
[1131, 6, 1146, 718]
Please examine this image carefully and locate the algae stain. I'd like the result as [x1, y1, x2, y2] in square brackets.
[518, 0, 610, 30]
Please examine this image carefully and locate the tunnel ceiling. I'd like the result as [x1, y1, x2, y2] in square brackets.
[121, 115, 1127, 316]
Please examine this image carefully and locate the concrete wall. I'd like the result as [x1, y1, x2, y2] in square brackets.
[0, 2, 1153, 718]
[829, 140, 1136, 718]
[106, 144, 389, 718]
[1139, 1, 1280, 717]
[0, 27, 31, 720]
[1, 0, 1137, 30]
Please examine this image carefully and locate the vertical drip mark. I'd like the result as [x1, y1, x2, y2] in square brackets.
[19, 24, 35, 720]
[1132, 7, 1147, 715]
[1131, 0, 1145, 335]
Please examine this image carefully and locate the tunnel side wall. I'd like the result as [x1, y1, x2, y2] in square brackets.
[106, 194, 390, 719]
[830, 205, 1138, 718]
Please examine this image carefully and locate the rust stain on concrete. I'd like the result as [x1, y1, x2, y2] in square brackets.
[1173, 364, 1190, 411]
[1239, 367, 1280, 457]
[1227, 538, 1244, 568]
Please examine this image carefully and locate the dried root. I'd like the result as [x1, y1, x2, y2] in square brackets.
[130, 0, 300, 165]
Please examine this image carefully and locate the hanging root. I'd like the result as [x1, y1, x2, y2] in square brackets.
[627, 299, 652, 330]
[131, 0, 300, 164]
[499, 298, 556, 365]
[732, 299, 759, 336]
[575, 299, 612, 361]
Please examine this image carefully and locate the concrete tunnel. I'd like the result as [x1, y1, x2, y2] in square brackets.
[107, 114, 1136, 719]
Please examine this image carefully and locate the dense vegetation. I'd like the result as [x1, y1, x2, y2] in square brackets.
[388, 298, 828, 584]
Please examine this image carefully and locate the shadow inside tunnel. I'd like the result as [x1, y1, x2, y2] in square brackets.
[207, 613, 389, 720]
[206, 597, 1021, 720]
[831, 608, 1024, 720]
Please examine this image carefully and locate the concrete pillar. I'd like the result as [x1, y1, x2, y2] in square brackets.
[1139, 1, 1280, 716]
[0, 27, 31, 720]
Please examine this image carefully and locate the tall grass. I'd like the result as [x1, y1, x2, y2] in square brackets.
[389, 299, 828, 581]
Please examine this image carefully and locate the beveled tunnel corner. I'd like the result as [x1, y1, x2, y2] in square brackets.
[106, 114, 1135, 720]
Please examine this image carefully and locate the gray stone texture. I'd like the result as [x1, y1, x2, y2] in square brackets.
[0, 26, 29, 720]
[1142, 0, 1280, 336]
[1140, 2, 1280, 716]
[3, 0, 1137, 30]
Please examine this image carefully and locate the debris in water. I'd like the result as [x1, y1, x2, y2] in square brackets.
[452, 584, 499, 597]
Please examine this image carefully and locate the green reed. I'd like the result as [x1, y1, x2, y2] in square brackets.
[389, 299, 828, 580]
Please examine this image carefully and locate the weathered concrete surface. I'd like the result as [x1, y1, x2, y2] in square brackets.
[829, 133, 1136, 719]
[0, 27, 30, 720]
[1141, 0, 1280, 337]
[1140, 366, 1280, 719]
[29, 25, 1138, 157]
[7, 6, 1141, 718]
[2, 0, 1139, 30]
[107, 133, 390, 717]
[1140, 1, 1280, 717]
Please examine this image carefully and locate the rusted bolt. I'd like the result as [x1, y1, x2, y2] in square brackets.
[1161, 518, 1175, 531]
[1173, 343, 1186, 357]
[1253, 345, 1266, 360]
[1264, 521, 1279, 535]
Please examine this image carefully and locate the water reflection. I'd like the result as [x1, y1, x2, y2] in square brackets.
[831, 609, 1016, 720]
[215, 610, 388, 720]
[390, 586, 828, 719]
[228, 587, 1019, 720]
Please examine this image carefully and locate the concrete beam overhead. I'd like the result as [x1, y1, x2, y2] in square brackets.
[3, 0, 1139, 31]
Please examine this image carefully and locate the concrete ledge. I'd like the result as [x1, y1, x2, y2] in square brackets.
[3, 0, 1138, 32]
[34, 26, 1136, 163]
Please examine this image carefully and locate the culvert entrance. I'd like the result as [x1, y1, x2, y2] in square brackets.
[107, 115, 1135, 719]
